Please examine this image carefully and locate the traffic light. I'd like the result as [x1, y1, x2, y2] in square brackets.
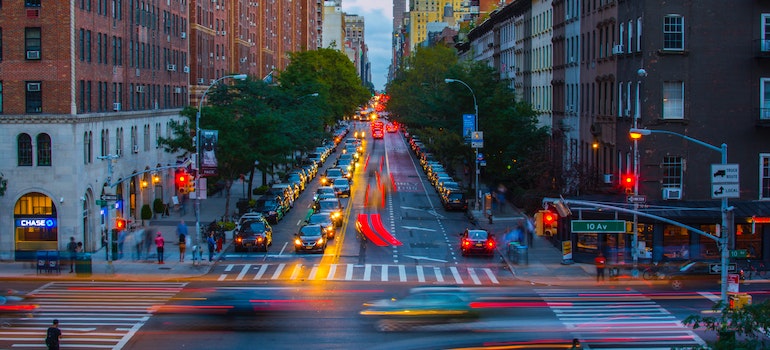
[115, 218, 127, 231]
[176, 170, 192, 193]
[621, 173, 636, 194]
[543, 210, 556, 226]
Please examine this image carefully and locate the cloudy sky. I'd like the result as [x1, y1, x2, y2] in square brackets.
[341, 1, 393, 91]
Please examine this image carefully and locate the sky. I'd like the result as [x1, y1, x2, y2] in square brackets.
[340, 1, 392, 92]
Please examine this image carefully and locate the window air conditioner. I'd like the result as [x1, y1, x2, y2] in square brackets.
[662, 187, 682, 200]
[136, 86, 145, 93]
[26, 50, 41, 60]
[166, 64, 177, 71]
[612, 44, 624, 55]
[197, 78, 206, 84]
[603, 174, 614, 184]
[174, 87, 183, 94]
[181, 31, 186, 39]
[116, 149, 122, 157]
[27, 82, 41, 92]
[183, 66, 189, 73]
[113, 102, 121, 111]
[132, 145, 140, 153]
[568, 56, 576, 63]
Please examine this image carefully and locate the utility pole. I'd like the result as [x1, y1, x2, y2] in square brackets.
[97, 154, 120, 275]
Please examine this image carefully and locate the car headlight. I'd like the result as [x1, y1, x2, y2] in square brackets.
[257, 237, 263, 242]
[332, 212, 341, 219]
[294, 238, 302, 246]
[317, 237, 325, 244]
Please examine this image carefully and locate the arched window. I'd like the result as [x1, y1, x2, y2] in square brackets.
[18, 133, 33, 166]
[36, 133, 51, 166]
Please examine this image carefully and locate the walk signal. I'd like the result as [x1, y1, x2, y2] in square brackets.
[115, 218, 127, 230]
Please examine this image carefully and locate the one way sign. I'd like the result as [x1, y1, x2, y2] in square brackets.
[709, 263, 737, 274]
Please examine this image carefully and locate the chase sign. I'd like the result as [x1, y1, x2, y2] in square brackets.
[16, 218, 57, 228]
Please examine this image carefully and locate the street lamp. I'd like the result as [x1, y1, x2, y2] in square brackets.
[630, 127, 731, 303]
[195, 74, 248, 251]
[445, 78, 481, 211]
[631, 68, 646, 278]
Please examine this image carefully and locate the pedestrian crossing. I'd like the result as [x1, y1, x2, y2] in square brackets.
[536, 288, 707, 349]
[0, 281, 186, 350]
[214, 263, 502, 285]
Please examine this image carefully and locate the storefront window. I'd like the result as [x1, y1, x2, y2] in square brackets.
[663, 225, 690, 260]
[736, 224, 762, 258]
[14, 192, 58, 251]
[635, 223, 654, 259]
[698, 224, 720, 260]
[577, 233, 598, 252]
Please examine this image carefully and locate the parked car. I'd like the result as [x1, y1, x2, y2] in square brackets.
[314, 186, 336, 202]
[333, 178, 351, 197]
[252, 196, 286, 224]
[320, 168, 344, 186]
[234, 217, 273, 252]
[659, 260, 723, 290]
[459, 229, 496, 257]
[442, 190, 468, 211]
[294, 225, 327, 253]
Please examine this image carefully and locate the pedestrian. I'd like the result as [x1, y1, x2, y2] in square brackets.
[525, 217, 535, 247]
[134, 231, 143, 260]
[154, 232, 165, 264]
[595, 252, 606, 282]
[66, 237, 77, 273]
[143, 228, 153, 259]
[177, 220, 188, 262]
[117, 229, 126, 260]
[207, 232, 216, 262]
[45, 319, 61, 350]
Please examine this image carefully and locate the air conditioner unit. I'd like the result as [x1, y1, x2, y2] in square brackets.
[174, 87, 183, 94]
[612, 44, 624, 55]
[568, 56, 576, 63]
[26, 50, 41, 60]
[27, 82, 41, 91]
[603, 174, 614, 184]
[624, 108, 631, 117]
[197, 78, 205, 84]
[662, 187, 682, 200]
[181, 31, 186, 39]
[115, 149, 122, 157]
[135, 68, 140, 77]
[222, 31, 226, 36]
[113, 102, 121, 111]
[135, 86, 145, 93]
[166, 64, 177, 71]
[209, 52, 214, 57]
[132, 145, 140, 153]
[183, 65, 189, 73]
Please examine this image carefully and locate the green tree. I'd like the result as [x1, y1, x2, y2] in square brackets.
[684, 300, 770, 349]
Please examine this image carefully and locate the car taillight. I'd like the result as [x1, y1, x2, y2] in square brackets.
[487, 240, 496, 249]
[462, 239, 471, 247]
[236, 237, 242, 243]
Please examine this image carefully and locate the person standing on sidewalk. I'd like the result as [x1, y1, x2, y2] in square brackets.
[45, 319, 61, 350]
[177, 220, 188, 262]
[66, 237, 77, 273]
[207, 232, 216, 262]
[154, 232, 165, 264]
[595, 252, 607, 282]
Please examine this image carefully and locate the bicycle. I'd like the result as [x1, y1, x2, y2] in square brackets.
[743, 259, 768, 279]
[642, 262, 669, 280]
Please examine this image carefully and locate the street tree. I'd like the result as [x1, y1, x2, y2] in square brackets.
[683, 300, 770, 349]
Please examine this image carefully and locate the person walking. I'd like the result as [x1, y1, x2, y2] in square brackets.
[66, 237, 77, 273]
[595, 252, 607, 282]
[45, 319, 61, 350]
[177, 220, 188, 262]
[154, 232, 165, 264]
[206, 232, 216, 262]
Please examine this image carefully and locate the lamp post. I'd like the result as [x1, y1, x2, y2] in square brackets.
[445, 78, 480, 211]
[631, 68, 647, 278]
[630, 127, 731, 303]
[195, 74, 247, 252]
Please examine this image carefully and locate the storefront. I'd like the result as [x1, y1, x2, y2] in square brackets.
[14, 192, 58, 260]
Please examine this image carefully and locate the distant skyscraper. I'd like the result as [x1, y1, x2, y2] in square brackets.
[393, 0, 407, 32]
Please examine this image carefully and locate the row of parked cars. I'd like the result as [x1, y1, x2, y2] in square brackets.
[234, 124, 351, 253]
[407, 135, 469, 212]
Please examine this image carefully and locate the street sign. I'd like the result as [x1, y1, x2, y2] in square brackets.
[709, 263, 737, 274]
[95, 200, 108, 206]
[730, 249, 748, 258]
[100, 194, 118, 201]
[571, 220, 626, 233]
[627, 194, 647, 203]
[710, 164, 739, 184]
[462, 114, 475, 143]
[711, 183, 740, 199]
[728, 273, 740, 293]
[471, 131, 483, 148]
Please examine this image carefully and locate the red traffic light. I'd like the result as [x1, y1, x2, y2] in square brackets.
[115, 218, 127, 230]
[622, 174, 636, 188]
[543, 211, 556, 225]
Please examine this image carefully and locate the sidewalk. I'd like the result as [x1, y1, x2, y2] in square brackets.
[0, 184, 236, 282]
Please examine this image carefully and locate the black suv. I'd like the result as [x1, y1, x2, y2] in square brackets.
[252, 196, 287, 224]
[234, 217, 273, 252]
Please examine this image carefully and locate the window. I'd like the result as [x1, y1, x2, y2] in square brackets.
[25, 0, 41, 7]
[25, 81, 42, 113]
[0, 82, 3, 113]
[18, 133, 33, 166]
[36, 133, 51, 166]
[662, 155, 683, 188]
[25, 27, 41, 58]
[0, 28, 3, 61]
[84, 131, 92, 164]
[663, 15, 684, 50]
[762, 154, 770, 200]
[637, 17, 643, 52]
[763, 15, 770, 52]
[86, 30, 92, 62]
[116, 127, 123, 155]
[761, 78, 770, 120]
[100, 129, 109, 157]
[662, 81, 684, 119]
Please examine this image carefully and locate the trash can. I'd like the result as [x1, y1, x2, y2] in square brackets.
[75, 253, 92, 277]
[507, 242, 520, 264]
[516, 245, 528, 265]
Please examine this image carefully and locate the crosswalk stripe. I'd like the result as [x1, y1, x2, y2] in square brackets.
[271, 263, 285, 279]
[289, 263, 303, 280]
[482, 268, 499, 284]
[363, 264, 372, 280]
[398, 264, 407, 282]
[235, 263, 251, 280]
[381, 264, 389, 281]
[468, 268, 481, 285]
[449, 266, 463, 284]
[327, 263, 337, 280]
[254, 264, 268, 280]
[434, 266, 444, 282]
[416, 265, 425, 282]
[345, 263, 354, 280]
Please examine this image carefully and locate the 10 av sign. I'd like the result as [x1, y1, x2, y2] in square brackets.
[571, 220, 626, 233]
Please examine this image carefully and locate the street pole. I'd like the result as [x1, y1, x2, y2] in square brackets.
[195, 74, 247, 254]
[97, 154, 119, 275]
[630, 128, 731, 303]
[445, 78, 480, 211]
[632, 72, 645, 278]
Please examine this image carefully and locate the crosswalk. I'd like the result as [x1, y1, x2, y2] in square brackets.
[214, 263, 502, 285]
[0, 281, 186, 350]
[537, 289, 707, 349]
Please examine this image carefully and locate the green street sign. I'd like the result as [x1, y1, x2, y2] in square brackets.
[95, 200, 108, 206]
[571, 220, 626, 233]
[730, 249, 747, 258]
